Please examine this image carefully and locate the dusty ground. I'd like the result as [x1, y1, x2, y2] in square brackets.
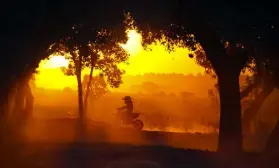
[0, 118, 273, 168]
[22, 118, 266, 152]
[0, 141, 272, 168]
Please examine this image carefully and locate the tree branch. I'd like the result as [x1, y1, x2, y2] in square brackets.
[174, 0, 227, 69]
[235, 49, 250, 73]
[240, 82, 259, 100]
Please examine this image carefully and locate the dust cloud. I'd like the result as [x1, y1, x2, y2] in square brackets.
[22, 73, 266, 151]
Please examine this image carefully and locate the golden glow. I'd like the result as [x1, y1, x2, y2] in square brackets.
[40, 55, 69, 69]
[35, 55, 76, 89]
[35, 29, 204, 89]
[119, 30, 204, 75]
[120, 30, 143, 56]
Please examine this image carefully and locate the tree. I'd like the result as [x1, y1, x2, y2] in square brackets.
[130, 1, 269, 154]
[241, 70, 277, 135]
[199, 24, 279, 136]
[208, 86, 219, 116]
[141, 82, 159, 94]
[180, 91, 195, 100]
[167, 29, 247, 153]
[82, 74, 108, 111]
[49, 24, 129, 122]
[164, 1, 279, 154]
[0, 0, 128, 142]
[11, 72, 34, 120]
[256, 26, 279, 156]
[63, 87, 74, 93]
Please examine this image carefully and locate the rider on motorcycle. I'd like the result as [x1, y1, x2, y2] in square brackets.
[118, 96, 134, 123]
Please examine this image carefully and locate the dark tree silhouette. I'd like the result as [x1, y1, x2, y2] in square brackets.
[168, 1, 278, 154]
[258, 26, 279, 156]
[198, 24, 279, 136]
[11, 72, 34, 118]
[153, 11, 248, 154]
[242, 69, 278, 135]
[127, 0, 277, 154]
[0, 0, 128, 141]
[201, 24, 279, 136]
[48, 23, 128, 121]
[208, 86, 219, 115]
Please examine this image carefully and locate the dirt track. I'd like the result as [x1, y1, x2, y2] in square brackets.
[0, 118, 271, 168]
[22, 118, 263, 152]
[0, 141, 266, 168]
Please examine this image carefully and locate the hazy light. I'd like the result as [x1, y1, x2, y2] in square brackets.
[35, 26, 204, 90]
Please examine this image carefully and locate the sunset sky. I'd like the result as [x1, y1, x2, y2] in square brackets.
[35, 29, 205, 90]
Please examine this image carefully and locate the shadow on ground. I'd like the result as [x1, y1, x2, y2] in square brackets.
[0, 118, 276, 168]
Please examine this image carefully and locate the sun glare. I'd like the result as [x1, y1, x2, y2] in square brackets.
[40, 55, 69, 69]
[120, 30, 143, 56]
[118, 29, 204, 76]
[35, 20, 205, 90]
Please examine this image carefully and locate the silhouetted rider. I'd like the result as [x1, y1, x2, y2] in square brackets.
[118, 96, 134, 122]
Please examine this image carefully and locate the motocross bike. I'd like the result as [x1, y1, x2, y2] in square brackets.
[114, 109, 144, 130]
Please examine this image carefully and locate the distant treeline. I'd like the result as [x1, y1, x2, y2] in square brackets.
[32, 82, 279, 134]
[113, 73, 249, 97]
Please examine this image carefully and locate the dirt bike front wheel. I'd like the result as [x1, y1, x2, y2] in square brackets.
[133, 119, 144, 130]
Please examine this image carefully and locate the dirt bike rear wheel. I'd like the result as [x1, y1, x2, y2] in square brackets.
[133, 119, 144, 130]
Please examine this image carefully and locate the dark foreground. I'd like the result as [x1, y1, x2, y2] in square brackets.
[0, 142, 272, 168]
[0, 119, 277, 168]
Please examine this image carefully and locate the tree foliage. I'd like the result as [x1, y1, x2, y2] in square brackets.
[82, 75, 108, 100]
[48, 17, 130, 87]
[47, 14, 130, 122]
[136, 1, 254, 153]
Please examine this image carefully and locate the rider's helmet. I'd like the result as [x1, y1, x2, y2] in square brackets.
[122, 96, 132, 102]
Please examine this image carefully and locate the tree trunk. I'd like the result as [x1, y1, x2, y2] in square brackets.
[76, 71, 85, 142]
[242, 84, 275, 135]
[12, 73, 33, 120]
[83, 66, 93, 117]
[12, 83, 25, 120]
[9, 75, 33, 141]
[74, 55, 84, 121]
[217, 71, 243, 154]
[24, 83, 34, 118]
[0, 81, 10, 143]
[77, 73, 84, 120]
[7, 86, 17, 119]
[72, 54, 85, 141]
